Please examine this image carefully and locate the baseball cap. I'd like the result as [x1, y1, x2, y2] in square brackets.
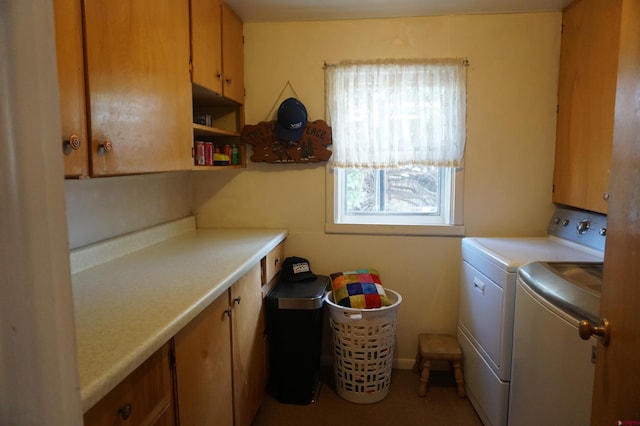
[281, 256, 317, 282]
[275, 98, 308, 142]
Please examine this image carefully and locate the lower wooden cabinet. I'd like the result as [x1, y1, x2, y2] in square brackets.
[262, 242, 284, 287]
[230, 264, 266, 426]
[174, 263, 266, 426]
[85, 247, 279, 425]
[84, 342, 175, 426]
[174, 292, 234, 426]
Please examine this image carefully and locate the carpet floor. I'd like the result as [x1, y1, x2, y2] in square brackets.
[252, 368, 483, 426]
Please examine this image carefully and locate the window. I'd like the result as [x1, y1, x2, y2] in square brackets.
[325, 59, 467, 235]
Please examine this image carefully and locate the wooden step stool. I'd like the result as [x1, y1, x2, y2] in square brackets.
[415, 334, 466, 398]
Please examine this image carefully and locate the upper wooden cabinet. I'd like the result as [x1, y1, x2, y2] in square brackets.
[190, 0, 244, 104]
[552, 0, 622, 214]
[190, 0, 223, 94]
[221, 3, 245, 104]
[83, 0, 193, 176]
[54, 0, 89, 177]
[189, 1, 246, 169]
[54, 0, 244, 177]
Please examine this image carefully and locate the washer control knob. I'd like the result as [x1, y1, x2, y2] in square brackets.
[577, 219, 591, 235]
[599, 228, 607, 237]
[561, 219, 570, 226]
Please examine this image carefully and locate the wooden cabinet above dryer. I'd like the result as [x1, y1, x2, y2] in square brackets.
[552, 0, 622, 214]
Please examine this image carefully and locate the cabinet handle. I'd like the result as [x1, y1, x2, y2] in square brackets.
[224, 307, 232, 317]
[118, 402, 132, 420]
[98, 139, 112, 155]
[225, 77, 232, 85]
[233, 296, 241, 305]
[216, 72, 223, 80]
[63, 134, 81, 154]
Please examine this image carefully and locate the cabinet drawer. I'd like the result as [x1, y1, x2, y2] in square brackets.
[84, 342, 174, 426]
[262, 242, 284, 285]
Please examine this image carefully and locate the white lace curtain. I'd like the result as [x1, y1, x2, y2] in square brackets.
[325, 58, 467, 169]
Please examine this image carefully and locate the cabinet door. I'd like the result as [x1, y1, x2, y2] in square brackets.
[83, 0, 193, 176]
[190, 0, 223, 93]
[221, 3, 244, 104]
[230, 263, 265, 426]
[553, 0, 622, 214]
[174, 294, 234, 426]
[54, 0, 88, 177]
[84, 342, 175, 426]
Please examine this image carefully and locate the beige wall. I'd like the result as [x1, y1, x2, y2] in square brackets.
[65, 173, 192, 249]
[193, 12, 562, 367]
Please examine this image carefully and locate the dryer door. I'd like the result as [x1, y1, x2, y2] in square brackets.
[458, 261, 513, 380]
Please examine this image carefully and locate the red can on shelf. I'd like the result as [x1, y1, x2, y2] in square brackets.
[194, 141, 205, 166]
[225, 145, 232, 165]
[204, 142, 213, 166]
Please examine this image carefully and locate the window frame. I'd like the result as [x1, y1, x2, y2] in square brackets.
[325, 166, 465, 236]
[324, 59, 467, 237]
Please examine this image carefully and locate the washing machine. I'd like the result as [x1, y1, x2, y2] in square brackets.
[508, 261, 602, 425]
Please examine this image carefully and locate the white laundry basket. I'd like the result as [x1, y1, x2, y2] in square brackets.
[324, 289, 402, 404]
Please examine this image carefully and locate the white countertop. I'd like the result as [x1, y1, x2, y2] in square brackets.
[70, 217, 287, 411]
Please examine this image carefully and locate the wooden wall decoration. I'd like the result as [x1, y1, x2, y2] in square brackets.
[241, 120, 332, 163]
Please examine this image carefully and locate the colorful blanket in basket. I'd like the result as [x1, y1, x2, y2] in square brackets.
[330, 269, 391, 309]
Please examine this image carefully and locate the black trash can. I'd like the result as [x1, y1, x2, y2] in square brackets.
[265, 275, 329, 405]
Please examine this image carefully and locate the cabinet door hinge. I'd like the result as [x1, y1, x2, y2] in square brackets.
[242, 35, 245, 45]
[556, 104, 559, 114]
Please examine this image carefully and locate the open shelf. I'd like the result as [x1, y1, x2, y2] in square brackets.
[191, 83, 245, 170]
[193, 123, 240, 138]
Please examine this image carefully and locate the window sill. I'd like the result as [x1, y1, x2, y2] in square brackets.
[324, 223, 466, 237]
